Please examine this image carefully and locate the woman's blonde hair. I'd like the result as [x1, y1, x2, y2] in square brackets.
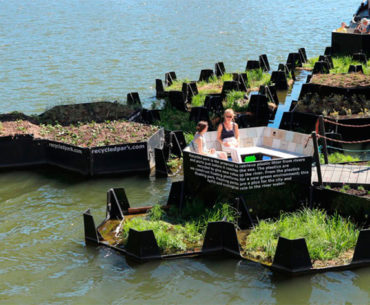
[224, 108, 235, 119]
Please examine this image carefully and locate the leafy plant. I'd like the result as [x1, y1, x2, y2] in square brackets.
[184, 132, 194, 144]
[147, 204, 165, 221]
[166, 154, 183, 173]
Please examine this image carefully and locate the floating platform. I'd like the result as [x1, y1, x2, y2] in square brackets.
[184, 127, 313, 194]
[83, 183, 370, 276]
[0, 127, 164, 176]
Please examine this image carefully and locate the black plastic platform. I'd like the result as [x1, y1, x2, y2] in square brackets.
[0, 128, 164, 176]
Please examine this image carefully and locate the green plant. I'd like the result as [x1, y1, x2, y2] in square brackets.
[166, 155, 183, 173]
[303, 56, 370, 75]
[118, 202, 239, 254]
[148, 204, 165, 221]
[357, 186, 365, 191]
[191, 94, 207, 107]
[246, 69, 271, 88]
[165, 79, 190, 91]
[184, 132, 194, 144]
[197, 74, 233, 88]
[37, 120, 158, 147]
[244, 208, 359, 262]
[225, 90, 249, 112]
[153, 103, 196, 133]
[320, 152, 360, 164]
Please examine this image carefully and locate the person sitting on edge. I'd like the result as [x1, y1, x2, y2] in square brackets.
[336, 22, 349, 33]
[355, 18, 370, 33]
[217, 108, 239, 153]
[191, 121, 227, 159]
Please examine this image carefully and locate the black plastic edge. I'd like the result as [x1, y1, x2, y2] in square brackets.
[202, 221, 241, 257]
[83, 209, 100, 246]
[155, 148, 169, 178]
[125, 228, 161, 260]
[166, 181, 185, 210]
[352, 229, 370, 263]
[271, 237, 313, 273]
[106, 188, 130, 219]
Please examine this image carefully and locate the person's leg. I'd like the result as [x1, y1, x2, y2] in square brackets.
[216, 151, 227, 159]
[229, 148, 241, 162]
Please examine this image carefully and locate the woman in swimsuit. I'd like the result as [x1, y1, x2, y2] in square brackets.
[217, 109, 239, 152]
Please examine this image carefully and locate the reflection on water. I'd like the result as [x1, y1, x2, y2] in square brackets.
[1, 0, 370, 304]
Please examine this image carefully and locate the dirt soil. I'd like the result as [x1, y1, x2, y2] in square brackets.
[331, 187, 370, 198]
[0, 120, 159, 147]
[312, 249, 354, 268]
[39, 101, 138, 125]
[310, 73, 370, 88]
[0, 102, 138, 125]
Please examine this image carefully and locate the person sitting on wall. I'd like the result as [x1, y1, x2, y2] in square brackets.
[191, 121, 227, 159]
[217, 108, 239, 153]
[355, 18, 370, 33]
[336, 22, 349, 33]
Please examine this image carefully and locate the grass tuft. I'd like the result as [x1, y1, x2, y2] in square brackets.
[304, 56, 370, 74]
[119, 202, 239, 254]
[246, 69, 271, 88]
[244, 208, 359, 262]
[225, 91, 249, 112]
[153, 103, 196, 135]
[320, 152, 360, 164]
[191, 94, 207, 107]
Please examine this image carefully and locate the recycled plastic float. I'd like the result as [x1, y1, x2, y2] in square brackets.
[279, 68, 370, 141]
[0, 102, 164, 176]
[313, 183, 370, 224]
[83, 185, 370, 276]
[83, 125, 370, 275]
